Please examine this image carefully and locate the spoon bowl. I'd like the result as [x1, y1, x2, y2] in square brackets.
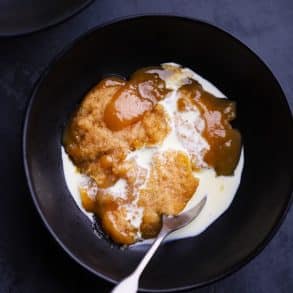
[112, 197, 207, 293]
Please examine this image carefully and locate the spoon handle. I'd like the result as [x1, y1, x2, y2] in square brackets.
[112, 226, 170, 293]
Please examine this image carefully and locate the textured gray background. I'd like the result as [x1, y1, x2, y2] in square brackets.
[0, 0, 292, 292]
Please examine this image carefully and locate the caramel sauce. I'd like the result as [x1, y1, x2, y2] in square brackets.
[178, 81, 241, 175]
[80, 188, 96, 212]
[104, 67, 170, 131]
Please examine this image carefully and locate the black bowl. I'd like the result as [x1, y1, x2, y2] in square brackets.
[0, 0, 93, 37]
[23, 15, 293, 292]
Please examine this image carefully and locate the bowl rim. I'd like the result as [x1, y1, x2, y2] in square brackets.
[0, 0, 94, 38]
[22, 13, 293, 292]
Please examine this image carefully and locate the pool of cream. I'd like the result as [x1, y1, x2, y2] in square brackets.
[61, 63, 244, 243]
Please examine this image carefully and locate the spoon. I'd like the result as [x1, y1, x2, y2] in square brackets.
[112, 196, 207, 293]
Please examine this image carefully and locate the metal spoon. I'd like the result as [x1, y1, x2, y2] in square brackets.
[112, 196, 207, 293]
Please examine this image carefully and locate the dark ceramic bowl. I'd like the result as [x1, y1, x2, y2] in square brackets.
[23, 15, 293, 292]
[0, 0, 93, 37]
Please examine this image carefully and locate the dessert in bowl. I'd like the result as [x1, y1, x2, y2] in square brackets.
[62, 63, 243, 245]
[23, 16, 293, 291]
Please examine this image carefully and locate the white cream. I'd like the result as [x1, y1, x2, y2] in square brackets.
[175, 109, 209, 168]
[159, 91, 187, 153]
[124, 204, 144, 230]
[61, 63, 244, 243]
[106, 179, 128, 200]
[126, 147, 156, 170]
[163, 62, 225, 98]
[61, 147, 93, 220]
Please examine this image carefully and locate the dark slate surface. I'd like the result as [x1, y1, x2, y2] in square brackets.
[0, 0, 292, 292]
